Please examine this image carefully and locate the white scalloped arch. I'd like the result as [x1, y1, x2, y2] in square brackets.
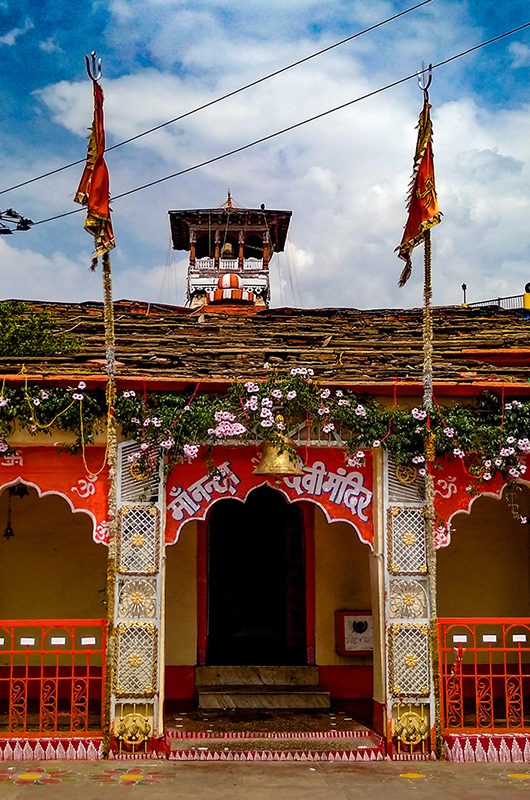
[0, 478, 105, 545]
[441, 478, 530, 548]
[166, 479, 371, 549]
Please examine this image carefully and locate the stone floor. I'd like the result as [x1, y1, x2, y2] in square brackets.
[165, 706, 370, 734]
[1, 761, 530, 798]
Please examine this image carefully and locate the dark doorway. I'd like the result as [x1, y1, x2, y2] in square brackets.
[207, 486, 306, 665]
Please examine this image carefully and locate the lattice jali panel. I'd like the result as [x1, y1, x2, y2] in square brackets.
[388, 507, 427, 574]
[389, 624, 430, 697]
[117, 506, 159, 575]
[115, 623, 158, 698]
[118, 578, 157, 619]
[389, 579, 428, 619]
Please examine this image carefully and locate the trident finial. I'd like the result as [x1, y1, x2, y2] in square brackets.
[85, 51, 102, 82]
[417, 61, 432, 100]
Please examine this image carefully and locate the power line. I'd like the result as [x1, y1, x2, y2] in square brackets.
[0, 0, 432, 197]
[31, 19, 530, 228]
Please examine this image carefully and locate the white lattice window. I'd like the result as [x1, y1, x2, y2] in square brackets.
[117, 506, 159, 575]
[389, 624, 430, 697]
[118, 578, 157, 619]
[118, 441, 161, 505]
[387, 457, 424, 504]
[388, 507, 427, 574]
[115, 623, 158, 698]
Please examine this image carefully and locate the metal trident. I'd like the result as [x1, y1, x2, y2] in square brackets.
[85, 50, 102, 82]
[417, 61, 432, 100]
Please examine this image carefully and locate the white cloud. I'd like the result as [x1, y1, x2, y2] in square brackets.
[39, 37, 62, 54]
[509, 42, 530, 69]
[0, 17, 33, 46]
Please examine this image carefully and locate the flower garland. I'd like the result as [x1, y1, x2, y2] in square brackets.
[0, 370, 528, 485]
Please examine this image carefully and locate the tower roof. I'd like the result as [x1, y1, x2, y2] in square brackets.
[168, 206, 292, 252]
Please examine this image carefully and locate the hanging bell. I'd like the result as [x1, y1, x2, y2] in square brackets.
[253, 419, 304, 477]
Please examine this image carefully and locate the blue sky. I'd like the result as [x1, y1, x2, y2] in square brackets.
[0, 0, 529, 309]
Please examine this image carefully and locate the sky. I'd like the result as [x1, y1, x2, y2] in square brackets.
[0, 0, 529, 310]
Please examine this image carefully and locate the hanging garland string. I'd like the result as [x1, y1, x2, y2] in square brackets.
[0, 374, 528, 484]
[79, 390, 114, 477]
[21, 370, 78, 429]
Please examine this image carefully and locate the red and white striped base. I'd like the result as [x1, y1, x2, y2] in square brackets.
[165, 728, 386, 762]
[391, 752, 436, 761]
[168, 748, 385, 762]
[0, 738, 103, 760]
[444, 734, 530, 763]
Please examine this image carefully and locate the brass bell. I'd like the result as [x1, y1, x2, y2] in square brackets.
[253, 419, 304, 477]
[221, 242, 235, 258]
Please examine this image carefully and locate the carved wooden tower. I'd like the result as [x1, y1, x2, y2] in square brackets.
[168, 192, 292, 308]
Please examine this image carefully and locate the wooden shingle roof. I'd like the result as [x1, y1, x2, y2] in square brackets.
[2, 300, 530, 395]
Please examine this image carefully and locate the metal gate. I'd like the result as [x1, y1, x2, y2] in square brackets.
[0, 619, 107, 736]
[439, 618, 530, 732]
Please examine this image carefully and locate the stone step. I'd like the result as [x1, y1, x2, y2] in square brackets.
[197, 685, 331, 710]
[196, 666, 320, 687]
[166, 729, 384, 761]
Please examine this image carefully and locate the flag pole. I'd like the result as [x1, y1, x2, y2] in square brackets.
[397, 61, 442, 756]
[77, 51, 118, 756]
[418, 69, 441, 758]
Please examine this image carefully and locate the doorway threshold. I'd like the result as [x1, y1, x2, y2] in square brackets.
[164, 708, 385, 762]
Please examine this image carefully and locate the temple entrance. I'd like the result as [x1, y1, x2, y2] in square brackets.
[206, 486, 307, 665]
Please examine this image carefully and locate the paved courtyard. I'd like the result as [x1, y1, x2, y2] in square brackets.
[1, 761, 530, 798]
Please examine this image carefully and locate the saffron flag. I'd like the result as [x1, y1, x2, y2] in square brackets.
[75, 80, 115, 269]
[396, 99, 441, 286]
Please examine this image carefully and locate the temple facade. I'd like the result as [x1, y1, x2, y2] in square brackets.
[1, 199, 530, 763]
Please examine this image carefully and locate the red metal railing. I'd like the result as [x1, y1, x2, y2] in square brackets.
[438, 618, 530, 733]
[0, 620, 107, 737]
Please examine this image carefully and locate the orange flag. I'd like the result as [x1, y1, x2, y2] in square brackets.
[75, 80, 115, 269]
[396, 99, 441, 286]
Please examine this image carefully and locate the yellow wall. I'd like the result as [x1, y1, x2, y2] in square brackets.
[164, 521, 197, 665]
[314, 509, 372, 665]
[438, 488, 530, 616]
[0, 487, 107, 619]
[8, 424, 110, 447]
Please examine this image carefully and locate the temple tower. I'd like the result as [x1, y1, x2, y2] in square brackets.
[168, 192, 292, 308]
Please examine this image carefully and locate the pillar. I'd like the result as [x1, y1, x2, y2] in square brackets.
[108, 440, 166, 754]
[382, 453, 436, 758]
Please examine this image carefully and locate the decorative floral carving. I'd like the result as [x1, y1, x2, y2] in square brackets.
[402, 530, 416, 546]
[118, 579, 157, 618]
[390, 580, 427, 618]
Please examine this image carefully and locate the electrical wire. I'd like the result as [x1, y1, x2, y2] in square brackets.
[29, 19, 530, 229]
[0, 0, 432, 197]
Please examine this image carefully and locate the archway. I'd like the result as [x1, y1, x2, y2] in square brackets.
[0, 484, 107, 619]
[437, 485, 530, 735]
[437, 483, 530, 616]
[206, 486, 307, 665]
[0, 483, 108, 738]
